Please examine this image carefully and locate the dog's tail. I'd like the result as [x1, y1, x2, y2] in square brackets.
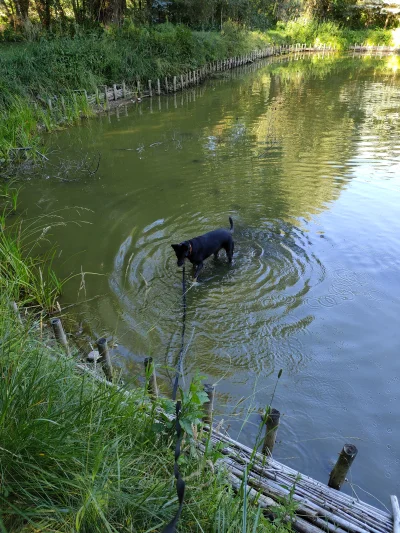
[229, 216, 234, 233]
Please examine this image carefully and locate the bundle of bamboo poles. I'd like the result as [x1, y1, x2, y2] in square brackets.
[199, 429, 393, 533]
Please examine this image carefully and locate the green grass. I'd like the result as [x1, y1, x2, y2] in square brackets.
[0, 184, 72, 313]
[0, 20, 395, 162]
[0, 285, 293, 532]
[269, 18, 394, 50]
[0, 200, 293, 531]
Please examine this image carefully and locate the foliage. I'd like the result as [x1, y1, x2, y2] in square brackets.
[271, 18, 394, 48]
[0, 288, 293, 531]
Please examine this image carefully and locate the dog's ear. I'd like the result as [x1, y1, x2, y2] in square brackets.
[180, 242, 189, 251]
[171, 244, 180, 251]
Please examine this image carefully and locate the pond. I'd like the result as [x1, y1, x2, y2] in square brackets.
[20, 53, 400, 507]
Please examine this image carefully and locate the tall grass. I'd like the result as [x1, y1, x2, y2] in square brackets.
[0, 287, 291, 532]
[270, 18, 394, 50]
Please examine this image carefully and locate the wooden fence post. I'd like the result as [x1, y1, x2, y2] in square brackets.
[164, 77, 168, 93]
[148, 80, 152, 97]
[104, 86, 109, 110]
[157, 79, 161, 95]
[203, 384, 215, 424]
[262, 408, 280, 455]
[96, 337, 113, 382]
[51, 318, 69, 353]
[144, 357, 159, 398]
[328, 444, 358, 490]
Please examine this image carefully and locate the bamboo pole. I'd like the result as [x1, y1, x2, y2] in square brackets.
[328, 444, 358, 490]
[11, 301, 22, 324]
[391, 496, 400, 533]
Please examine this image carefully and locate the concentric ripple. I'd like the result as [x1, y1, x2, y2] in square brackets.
[109, 216, 324, 375]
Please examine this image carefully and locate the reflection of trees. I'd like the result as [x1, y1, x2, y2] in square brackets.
[198, 55, 400, 220]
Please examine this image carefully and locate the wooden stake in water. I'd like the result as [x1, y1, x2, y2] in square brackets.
[157, 79, 161, 95]
[148, 80, 152, 97]
[203, 384, 215, 424]
[328, 444, 358, 490]
[262, 408, 280, 455]
[144, 357, 159, 398]
[51, 317, 69, 353]
[113, 84, 118, 101]
[96, 337, 113, 382]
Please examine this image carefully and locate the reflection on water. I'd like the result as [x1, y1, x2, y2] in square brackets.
[20, 54, 400, 506]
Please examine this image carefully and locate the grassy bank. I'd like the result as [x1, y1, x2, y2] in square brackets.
[0, 21, 396, 162]
[0, 198, 292, 531]
[0, 298, 286, 531]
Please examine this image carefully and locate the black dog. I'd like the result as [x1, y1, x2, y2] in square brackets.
[171, 217, 234, 280]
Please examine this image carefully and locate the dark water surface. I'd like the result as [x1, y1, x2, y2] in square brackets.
[21, 54, 400, 507]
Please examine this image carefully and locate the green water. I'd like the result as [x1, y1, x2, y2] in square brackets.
[21, 53, 400, 506]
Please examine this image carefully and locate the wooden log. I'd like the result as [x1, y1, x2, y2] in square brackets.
[148, 80, 152, 97]
[144, 357, 158, 398]
[328, 444, 358, 490]
[262, 408, 280, 455]
[96, 337, 113, 382]
[51, 317, 69, 353]
[203, 383, 215, 424]
[391, 496, 400, 533]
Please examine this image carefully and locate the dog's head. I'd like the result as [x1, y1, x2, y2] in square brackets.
[171, 242, 190, 267]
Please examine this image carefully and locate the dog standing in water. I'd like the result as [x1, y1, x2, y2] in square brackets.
[171, 217, 234, 281]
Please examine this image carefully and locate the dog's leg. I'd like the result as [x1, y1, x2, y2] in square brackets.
[224, 240, 235, 263]
[227, 240, 234, 263]
[193, 262, 204, 281]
